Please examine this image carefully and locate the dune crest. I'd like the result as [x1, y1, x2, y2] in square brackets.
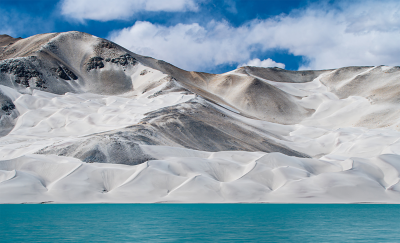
[1, 32, 400, 203]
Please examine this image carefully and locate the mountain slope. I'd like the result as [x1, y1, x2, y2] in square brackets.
[0, 31, 400, 203]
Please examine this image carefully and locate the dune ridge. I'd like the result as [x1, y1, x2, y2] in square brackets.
[0, 31, 399, 203]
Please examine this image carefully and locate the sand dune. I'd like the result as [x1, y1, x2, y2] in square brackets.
[0, 32, 400, 203]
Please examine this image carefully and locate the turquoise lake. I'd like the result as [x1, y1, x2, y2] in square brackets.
[1, 204, 400, 242]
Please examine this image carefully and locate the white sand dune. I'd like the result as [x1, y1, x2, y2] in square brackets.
[0, 32, 400, 203]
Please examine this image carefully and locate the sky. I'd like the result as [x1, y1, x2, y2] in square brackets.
[1, 0, 400, 73]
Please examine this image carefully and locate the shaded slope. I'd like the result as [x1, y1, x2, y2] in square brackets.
[37, 98, 309, 164]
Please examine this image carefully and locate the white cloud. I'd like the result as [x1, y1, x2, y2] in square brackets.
[61, 0, 198, 22]
[109, 1, 400, 71]
[109, 20, 252, 71]
[238, 58, 285, 69]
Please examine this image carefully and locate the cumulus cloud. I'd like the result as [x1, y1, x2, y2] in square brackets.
[61, 0, 198, 21]
[110, 1, 400, 71]
[109, 21, 254, 71]
[238, 58, 285, 69]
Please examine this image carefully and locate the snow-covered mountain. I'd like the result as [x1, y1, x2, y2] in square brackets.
[1, 31, 400, 203]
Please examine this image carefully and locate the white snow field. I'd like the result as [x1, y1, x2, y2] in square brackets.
[0, 32, 400, 203]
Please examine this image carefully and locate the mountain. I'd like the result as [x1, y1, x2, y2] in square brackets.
[0, 31, 399, 203]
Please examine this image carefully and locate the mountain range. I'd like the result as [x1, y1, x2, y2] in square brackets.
[1, 31, 399, 203]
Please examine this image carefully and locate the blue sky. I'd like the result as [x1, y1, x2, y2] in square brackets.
[1, 0, 400, 73]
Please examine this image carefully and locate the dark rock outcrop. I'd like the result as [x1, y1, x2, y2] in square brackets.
[98, 40, 116, 49]
[1, 101, 15, 115]
[0, 58, 45, 88]
[52, 66, 78, 80]
[105, 54, 137, 66]
[0, 92, 19, 137]
[86, 57, 104, 71]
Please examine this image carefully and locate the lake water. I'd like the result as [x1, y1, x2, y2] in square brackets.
[1, 204, 399, 242]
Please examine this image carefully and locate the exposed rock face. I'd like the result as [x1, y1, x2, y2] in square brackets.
[52, 66, 78, 80]
[64, 66, 78, 80]
[1, 101, 15, 115]
[53, 67, 69, 80]
[0, 58, 45, 88]
[97, 39, 116, 49]
[105, 54, 137, 66]
[86, 57, 105, 71]
[0, 92, 18, 137]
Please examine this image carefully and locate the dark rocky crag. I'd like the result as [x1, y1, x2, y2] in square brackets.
[0, 57, 46, 88]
